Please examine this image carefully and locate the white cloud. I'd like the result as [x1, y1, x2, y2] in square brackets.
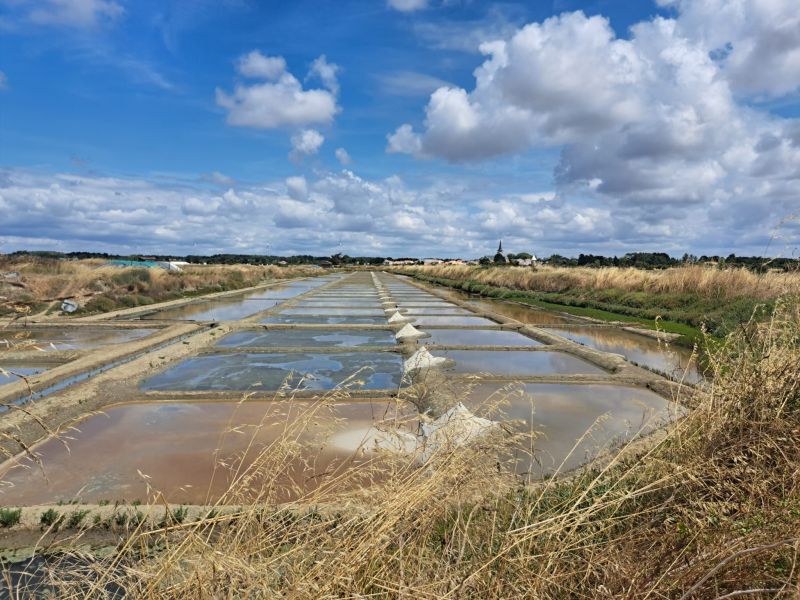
[389, 6, 800, 231]
[216, 51, 339, 129]
[0, 167, 795, 257]
[307, 55, 340, 95]
[285, 175, 308, 201]
[289, 129, 325, 161]
[25, 0, 124, 28]
[387, 124, 424, 156]
[658, 0, 800, 98]
[388, 0, 428, 13]
[335, 147, 352, 166]
[237, 51, 286, 80]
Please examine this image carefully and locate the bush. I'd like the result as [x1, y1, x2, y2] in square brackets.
[0, 507, 22, 528]
[40, 508, 63, 529]
[111, 268, 152, 287]
[83, 296, 116, 313]
[67, 509, 90, 529]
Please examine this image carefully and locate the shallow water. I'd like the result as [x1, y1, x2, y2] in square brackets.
[0, 400, 416, 504]
[413, 316, 499, 326]
[217, 329, 397, 348]
[0, 366, 48, 386]
[401, 307, 472, 315]
[261, 315, 386, 325]
[460, 382, 678, 475]
[146, 299, 279, 321]
[424, 329, 541, 347]
[142, 352, 403, 391]
[465, 300, 581, 325]
[0, 328, 156, 352]
[434, 350, 605, 375]
[280, 308, 386, 316]
[542, 326, 702, 383]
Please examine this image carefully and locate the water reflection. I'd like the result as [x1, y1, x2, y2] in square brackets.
[0, 328, 156, 352]
[461, 382, 678, 476]
[0, 400, 416, 504]
[142, 352, 403, 391]
[542, 326, 702, 383]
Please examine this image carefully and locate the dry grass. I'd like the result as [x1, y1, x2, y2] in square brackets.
[0, 256, 321, 317]
[402, 264, 800, 301]
[7, 298, 798, 598]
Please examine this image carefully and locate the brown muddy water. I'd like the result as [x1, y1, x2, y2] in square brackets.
[460, 382, 679, 476]
[0, 400, 417, 505]
[433, 350, 605, 375]
[541, 326, 703, 383]
[0, 272, 699, 507]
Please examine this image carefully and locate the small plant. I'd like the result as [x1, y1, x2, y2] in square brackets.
[114, 511, 129, 528]
[40, 508, 63, 530]
[0, 508, 22, 528]
[67, 509, 90, 529]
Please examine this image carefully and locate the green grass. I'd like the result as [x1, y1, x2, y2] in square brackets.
[409, 273, 708, 345]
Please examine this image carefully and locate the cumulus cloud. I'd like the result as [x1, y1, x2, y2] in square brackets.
[216, 50, 340, 129]
[285, 175, 308, 201]
[335, 147, 352, 165]
[388, 0, 427, 13]
[658, 0, 800, 98]
[307, 55, 340, 95]
[289, 129, 325, 162]
[390, 4, 800, 235]
[1, 167, 794, 258]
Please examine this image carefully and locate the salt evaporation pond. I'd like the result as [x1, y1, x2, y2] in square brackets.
[142, 352, 403, 391]
[434, 350, 605, 375]
[542, 326, 702, 383]
[0, 400, 417, 505]
[0, 366, 48, 386]
[216, 329, 397, 348]
[461, 382, 679, 476]
[0, 328, 156, 352]
[424, 329, 542, 347]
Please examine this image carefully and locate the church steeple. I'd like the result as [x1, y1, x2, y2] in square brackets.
[494, 240, 509, 264]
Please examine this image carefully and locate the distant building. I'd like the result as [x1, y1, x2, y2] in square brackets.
[493, 241, 510, 264]
[422, 258, 442, 265]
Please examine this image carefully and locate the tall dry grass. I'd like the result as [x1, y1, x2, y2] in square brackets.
[10, 298, 799, 598]
[0, 256, 321, 316]
[404, 264, 800, 301]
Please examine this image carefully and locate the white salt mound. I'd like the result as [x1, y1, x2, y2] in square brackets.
[395, 323, 426, 341]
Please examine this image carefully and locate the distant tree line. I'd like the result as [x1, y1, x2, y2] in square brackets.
[544, 252, 798, 272]
[4, 250, 392, 267]
[4, 250, 797, 272]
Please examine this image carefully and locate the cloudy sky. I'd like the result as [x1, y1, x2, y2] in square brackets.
[0, 0, 798, 258]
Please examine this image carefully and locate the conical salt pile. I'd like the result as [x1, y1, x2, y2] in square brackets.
[420, 403, 498, 461]
[403, 346, 446, 375]
[395, 323, 426, 341]
[388, 311, 413, 323]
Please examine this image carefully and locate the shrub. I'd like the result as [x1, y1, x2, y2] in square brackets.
[67, 509, 90, 529]
[0, 507, 22, 528]
[40, 508, 63, 529]
[83, 296, 116, 313]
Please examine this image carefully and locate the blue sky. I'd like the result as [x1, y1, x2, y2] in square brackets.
[1, 0, 798, 258]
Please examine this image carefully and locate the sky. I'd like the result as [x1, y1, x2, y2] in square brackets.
[0, 0, 798, 259]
